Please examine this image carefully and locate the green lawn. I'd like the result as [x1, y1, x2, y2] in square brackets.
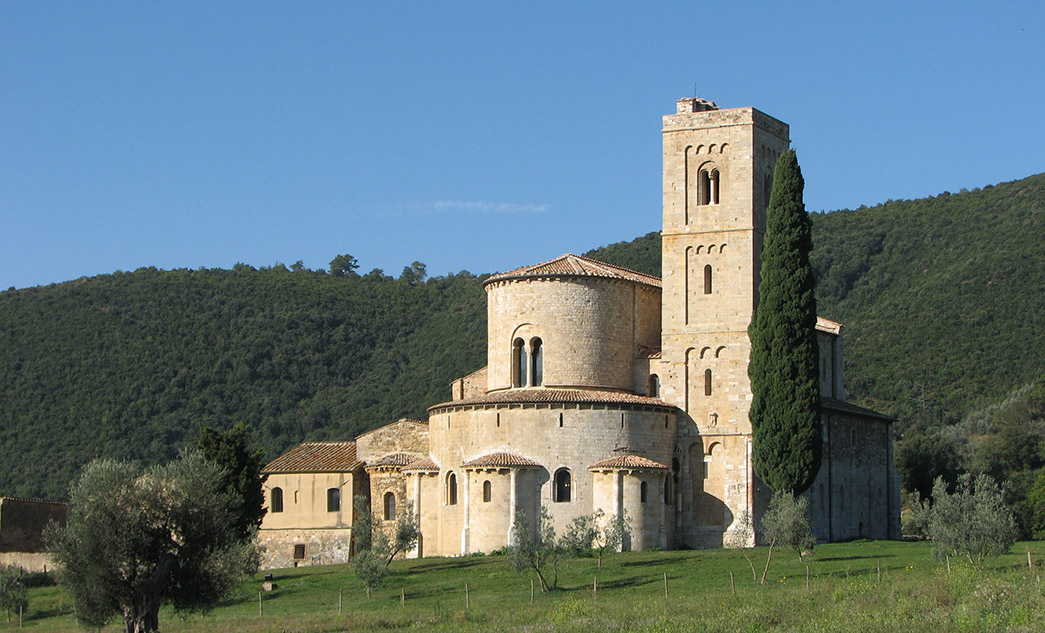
[10, 540, 1045, 632]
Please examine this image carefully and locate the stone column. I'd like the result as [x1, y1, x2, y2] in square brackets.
[658, 472, 667, 548]
[508, 468, 518, 545]
[461, 472, 470, 555]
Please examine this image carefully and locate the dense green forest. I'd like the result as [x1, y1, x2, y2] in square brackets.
[1, 173, 1042, 503]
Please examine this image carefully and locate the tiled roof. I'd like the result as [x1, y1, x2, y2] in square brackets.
[822, 397, 895, 422]
[402, 456, 441, 472]
[637, 346, 662, 359]
[461, 452, 541, 469]
[429, 388, 673, 412]
[262, 442, 361, 474]
[368, 452, 423, 468]
[483, 254, 661, 289]
[589, 454, 668, 471]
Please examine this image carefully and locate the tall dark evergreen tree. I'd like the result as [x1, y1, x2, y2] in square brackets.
[748, 149, 822, 496]
[197, 423, 267, 540]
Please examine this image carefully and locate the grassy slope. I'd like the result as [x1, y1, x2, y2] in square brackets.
[18, 540, 1045, 632]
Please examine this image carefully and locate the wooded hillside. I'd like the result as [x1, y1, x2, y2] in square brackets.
[1, 173, 1042, 500]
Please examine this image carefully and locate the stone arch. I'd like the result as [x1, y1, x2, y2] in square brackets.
[718, 243, 728, 254]
[699, 346, 712, 359]
[719, 143, 729, 153]
[383, 491, 396, 520]
[447, 472, 458, 506]
[553, 468, 572, 502]
[714, 345, 727, 358]
[708, 143, 717, 153]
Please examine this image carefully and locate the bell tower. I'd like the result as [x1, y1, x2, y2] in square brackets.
[658, 97, 790, 545]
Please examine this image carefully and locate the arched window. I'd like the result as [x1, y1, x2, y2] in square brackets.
[530, 337, 543, 386]
[703, 265, 712, 294]
[640, 481, 648, 503]
[271, 487, 283, 513]
[512, 338, 527, 387]
[327, 488, 341, 512]
[699, 169, 711, 205]
[648, 374, 660, 397]
[710, 169, 720, 204]
[383, 492, 396, 521]
[447, 472, 458, 505]
[664, 477, 673, 504]
[483, 480, 492, 503]
[704, 368, 712, 396]
[553, 468, 572, 502]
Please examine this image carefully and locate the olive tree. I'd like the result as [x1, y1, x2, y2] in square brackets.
[758, 492, 816, 583]
[928, 473, 1017, 566]
[0, 567, 27, 622]
[47, 453, 258, 633]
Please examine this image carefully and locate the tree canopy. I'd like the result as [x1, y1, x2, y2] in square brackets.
[748, 149, 822, 495]
[196, 423, 268, 540]
[47, 453, 258, 633]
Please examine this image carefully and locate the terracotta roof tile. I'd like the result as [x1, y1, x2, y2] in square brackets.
[589, 454, 668, 471]
[402, 456, 441, 472]
[368, 452, 423, 468]
[461, 452, 541, 469]
[483, 254, 661, 289]
[262, 442, 361, 474]
[429, 388, 673, 412]
[822, 397, 895, 421]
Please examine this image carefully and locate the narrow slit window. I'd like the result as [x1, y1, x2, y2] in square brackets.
[704, 369, 712, 396]
[271, 487, 283, 513]
[483, 480, 492, 503]
[703, 265, 712, 294]
[648, 374, 660, 397]
[640, 481, 648, 503]
[710, 169, 720, 204]
[327, 488, 341, 512]
[383, 492, 396, 521]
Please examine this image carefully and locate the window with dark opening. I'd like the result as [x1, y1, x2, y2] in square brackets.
[640, 481, 648, 503]
[327, 488, 341, 512]
[383, 492, 396, 521]
[530, 338, 543, 386]
[648, 374, 660, 397]
[513, 338, 527, 387]
[483, 480, 492, 503]
[704, 368, 712, 396]
[271, 487, 283, 513]
[703, 265, 712, 294]
[553, 468, 572, 502]
[293, 544, 306, 560]
[447, 472, 458, 505]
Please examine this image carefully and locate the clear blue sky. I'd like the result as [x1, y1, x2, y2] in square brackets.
[2, 2, 1042, 289]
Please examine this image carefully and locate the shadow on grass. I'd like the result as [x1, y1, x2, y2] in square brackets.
[405, 558, 488, 573]
[816, 554, 894, 562]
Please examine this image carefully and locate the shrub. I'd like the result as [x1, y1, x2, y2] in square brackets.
[928, 473, 1018, 566]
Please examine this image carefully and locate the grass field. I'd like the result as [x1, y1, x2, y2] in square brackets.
[9, 540, 1045, 632]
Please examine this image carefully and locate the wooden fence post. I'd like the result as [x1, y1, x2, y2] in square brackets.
[258, 591, 263, 616]
[730, 570, 735, 595]
[593, 576, 598, 600]
[530, 579, 534, 604]
[339, 588, 343, 614]
[465, 583, 470, 610]
[663, 572, 668, 599]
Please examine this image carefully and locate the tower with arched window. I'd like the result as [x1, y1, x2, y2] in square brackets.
[254, 97, 900, 567]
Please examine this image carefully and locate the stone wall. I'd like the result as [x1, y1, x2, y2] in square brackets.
[356, 419, 429, 463]
[258, 528, 353, 570]
[426, 402, 677, 555]
[485, 277, 661, 393]
[0, 497, 67, 553]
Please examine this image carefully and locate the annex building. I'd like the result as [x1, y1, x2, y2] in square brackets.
[257, 97, 900, 569]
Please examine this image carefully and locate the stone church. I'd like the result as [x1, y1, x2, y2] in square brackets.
[257, 97, 900, 569]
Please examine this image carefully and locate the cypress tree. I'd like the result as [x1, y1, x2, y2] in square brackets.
[748, 149, 822, 495]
